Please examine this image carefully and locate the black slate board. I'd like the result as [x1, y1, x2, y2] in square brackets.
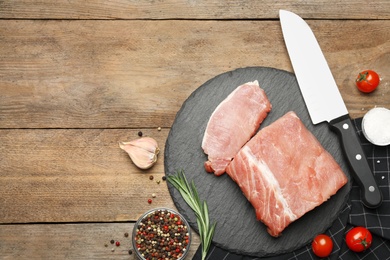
[164, 67, 352, 257]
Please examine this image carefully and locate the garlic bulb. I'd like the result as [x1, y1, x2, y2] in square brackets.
[119, 137, 160, 169]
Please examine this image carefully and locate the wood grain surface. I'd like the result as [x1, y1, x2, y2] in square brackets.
[0, 0, 389, 259]
[0, 223, 200, 259]
[1, 20, 389, 128]
[0, 0, 389, 19]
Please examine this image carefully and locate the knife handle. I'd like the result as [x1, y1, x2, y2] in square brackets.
[330, 115, 382, 208]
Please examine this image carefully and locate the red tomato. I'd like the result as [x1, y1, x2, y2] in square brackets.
[356, 70, 380, 93]
[346, 227, 372, 252]
[312, 234, 333, 258]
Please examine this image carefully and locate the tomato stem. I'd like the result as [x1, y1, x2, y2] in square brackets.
[357, 71, 369, 82]
[359, 232, 369, 249]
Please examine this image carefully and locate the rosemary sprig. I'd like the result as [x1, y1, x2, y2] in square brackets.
[167, 169, 216, 260]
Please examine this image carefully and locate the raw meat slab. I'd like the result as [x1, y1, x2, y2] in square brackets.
[164, 67, 352, 257]
[202, 80, 271, 176]
[226, 111, 348, 237]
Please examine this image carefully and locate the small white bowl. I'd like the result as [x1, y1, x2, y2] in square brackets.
[132, 208, 192, 260]
[362, 107, 390, 146]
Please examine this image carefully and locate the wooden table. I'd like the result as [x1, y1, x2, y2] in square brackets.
[0, 1, 389, 259]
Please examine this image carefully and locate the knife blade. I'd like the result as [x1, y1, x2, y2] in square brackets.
[279, 9, 382, 208]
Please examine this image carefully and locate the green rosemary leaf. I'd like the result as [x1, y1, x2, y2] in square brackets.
[205, 223, 216, 249]
[167, 170, 216, 260]
[168, 177, 186, 193]
[196, 218, 204, 238]
[202, 201, 209, 228]
[191, 180, 201, 203]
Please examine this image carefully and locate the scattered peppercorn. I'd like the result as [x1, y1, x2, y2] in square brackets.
[124, 232, 129, 237]
[149, 175, 154, 180]
[115, 241, 120, 247]
[133, 209, 190, 259]
[156, 180, 161, 184]
[110, 239, 115, 244]
[104, 244, 108, 247]
[152, 193, 156, 198]
[138, 131, 143, 137]
[162, 176, 166, 181]
[128, 249, 133, 255]
[158, 127, 161, 131]
[148, 199, 152, 204]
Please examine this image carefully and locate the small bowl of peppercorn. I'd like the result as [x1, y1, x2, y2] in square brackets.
[132, 208, 192, 260]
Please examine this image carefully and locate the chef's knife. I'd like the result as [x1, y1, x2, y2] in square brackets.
[279, 10, 382, 208]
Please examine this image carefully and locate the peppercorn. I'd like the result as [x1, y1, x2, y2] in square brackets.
[148, 199, 152, 204]
[124, 232, 129, 237]
[162, 176, 166, 181]
[149, 175, 154, 180]
[110, 239, 115, 244]
[128, 249, 133, 255]
[115, 241, 120, 246]
[138, 131, 143, 137]
[134, 209, 190, 259]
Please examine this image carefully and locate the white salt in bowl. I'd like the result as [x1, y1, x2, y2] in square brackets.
[362, 107, 390, 146]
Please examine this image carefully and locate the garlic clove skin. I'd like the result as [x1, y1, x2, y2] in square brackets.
[119, 137, 160, 169]
[124, 145, 158, 169]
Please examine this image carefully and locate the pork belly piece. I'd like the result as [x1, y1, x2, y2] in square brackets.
[202, 81, 272, 176]
[226, 111, 348, 237]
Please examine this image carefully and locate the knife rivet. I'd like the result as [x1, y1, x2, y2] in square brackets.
[369, 186, 375, 192]
[356, 154, 362, 160]
[343, 123, 349, 129]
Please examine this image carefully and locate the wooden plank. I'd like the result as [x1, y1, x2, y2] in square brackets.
[0, 129, 175, 223]
[0, 223, 200, 259]
[1, 20, 389, 129]
[0, 0, 389, 19]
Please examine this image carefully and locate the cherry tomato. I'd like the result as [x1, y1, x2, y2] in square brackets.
[356, 70, 380, 93]
[345, 227, 372, 252]
[312, 234, 333, 258]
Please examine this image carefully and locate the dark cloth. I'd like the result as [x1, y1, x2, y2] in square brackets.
[193, 118, 390, 260]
